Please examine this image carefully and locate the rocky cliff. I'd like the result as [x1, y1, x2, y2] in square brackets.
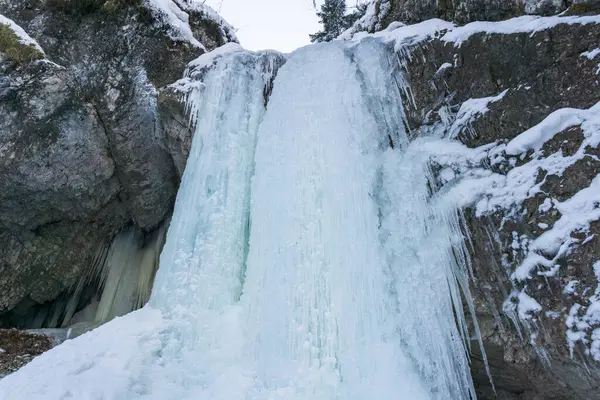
[0, 0, 236, 328]
[396, 14, 600, 400]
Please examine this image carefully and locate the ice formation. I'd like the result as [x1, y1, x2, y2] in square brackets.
[0, 24, 490, 400]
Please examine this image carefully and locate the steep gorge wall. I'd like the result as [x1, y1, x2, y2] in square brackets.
[398, 18, 600, 399]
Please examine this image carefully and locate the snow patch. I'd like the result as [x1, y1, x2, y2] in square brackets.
[0, 14, 45, 54]
[174, 0, 237, 43]
[339, 0, 392, 38]
[187, 42, 246, 69]
[447, 90, 509, 139]
[145, 0, 204, 49]
[582, 48, 600, 60]
[505, 103, 600, 155]
[144, 0, 237, 50]
[566, 262, 600, 361]
[436, 62, 453, 74]
[518, 291, 542, 320]
[581, 48, 600, 74]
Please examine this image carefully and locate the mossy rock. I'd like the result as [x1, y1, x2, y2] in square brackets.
[563, 2, 599, 15]
[0, 24, 43, 64]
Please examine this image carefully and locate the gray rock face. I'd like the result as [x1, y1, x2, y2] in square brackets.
[398, 15, 600, 400]
[0, 0, 235, 323]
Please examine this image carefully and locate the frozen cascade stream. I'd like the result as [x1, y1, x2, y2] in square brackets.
[0, 38, 479, 399]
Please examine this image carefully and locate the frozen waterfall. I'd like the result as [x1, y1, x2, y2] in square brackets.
[0, 38, 480, 399]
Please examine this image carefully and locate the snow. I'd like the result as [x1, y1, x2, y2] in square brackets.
[563, 280, 579, 295]
[566, 262, 600, 360]
[144, 0, 237, 50]
[372, 89, 600, 352]
[582, 48, 600, 60]
[345, 19, 455, 53]
[436, 62, 453, 74]
[187, 42, 246, 69]
[434, 100, 600, 223]
[447, 90, 509, 139]
[581, 48, 600, 74]
[339, 0, 391, 38]
[145, 0, 205, 49]
[379, 19, 455, 52]
[405, 94, 600, 355]
[174, 0, 238, 43]
[0, 308, 168, 399]
[0, 14, 45, 54]
[442, 15, 600, 47]
[539, 198, 554, 213]
[505, 103, 600, 155]
[518, 291, 543, 320]
[344, 11, 600, 56]
[534, 175, 600, 253]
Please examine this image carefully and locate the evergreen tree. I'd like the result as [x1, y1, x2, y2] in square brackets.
[310, 1, 368, 43]
[344, 2, 368, 28]
[309, 0, 348, 43]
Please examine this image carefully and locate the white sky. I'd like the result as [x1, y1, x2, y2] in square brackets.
[204, 0, 323, 53]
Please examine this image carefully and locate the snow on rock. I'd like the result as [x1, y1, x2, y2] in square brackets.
[581, 48, 600, 74]
[344, 11, 600, 54]
[144, 0, 237, 50]
[344, 18, 455, 52]
[442, 15, 600, 47]
[505, 103, 600, 155]
[435, 62, 453, 74]
[414, 98, 600, 357]
[582, 48, 600, 60]
[173, 0, 238, 42]
[339, 0, 392, 38]
[517, 291, 543, 320]
[566, 262, 600, 361]
[447, 90, 509, 139]
[187, 42, 246, 70]
[145, 0, 204, 49]
[437, 101, 600, 220]
[0, 14, 45, 55]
